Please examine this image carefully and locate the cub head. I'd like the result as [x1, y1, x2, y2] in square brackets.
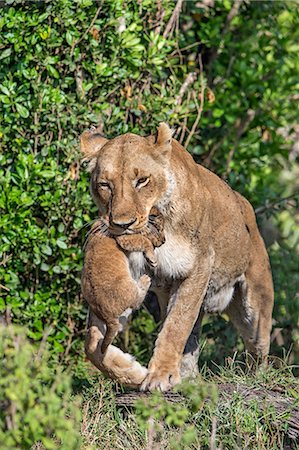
[80, 123, 174, 235]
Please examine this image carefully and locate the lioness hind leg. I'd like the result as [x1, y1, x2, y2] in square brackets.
[225, 266, 274, 360]
[180, 309, 204, 379]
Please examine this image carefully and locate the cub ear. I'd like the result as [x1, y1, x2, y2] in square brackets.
[153, 122, 173, 163]
[80, 127, 108, 172]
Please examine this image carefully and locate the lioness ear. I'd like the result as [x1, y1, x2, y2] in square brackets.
[155, 122, 172, 146]
[153, 122, 173, 163]
[80, 127, 108, 171]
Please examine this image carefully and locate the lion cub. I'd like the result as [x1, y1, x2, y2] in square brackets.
[82, 208, 165, 354]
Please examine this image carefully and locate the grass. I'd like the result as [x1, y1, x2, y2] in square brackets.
[74, 355, 299, 450]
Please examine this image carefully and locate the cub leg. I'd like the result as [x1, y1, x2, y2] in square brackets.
[85, 310, 148, 387]
[225, 263, 274, 360]
[100, 275, 150, 354]
[116, 235, 157, 267]
[136, 274, 152, 301]
[101, 318, 120, 354]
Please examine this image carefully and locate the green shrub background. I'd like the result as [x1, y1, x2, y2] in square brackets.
[0, 326, 81, 449]
[0, 0, 298, 368]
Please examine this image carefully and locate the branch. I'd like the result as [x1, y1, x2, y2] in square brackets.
[0, 284, 10, 292]
[70, 4, 102, 57]
[175, 72, 197, 106]
[223, 109, 256, 178]
[255, 192, 299, 215]
[208, 0, 243, 84]
[184, 55, 205, 149]
[163, 0, 184, 39]
[115, 382, 299, 440]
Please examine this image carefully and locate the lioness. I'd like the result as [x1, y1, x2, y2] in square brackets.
[82, 207, 165, 353]
[82, 123, 274, 392]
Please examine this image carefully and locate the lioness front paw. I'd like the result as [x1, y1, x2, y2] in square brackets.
[140, 366, 181, 392]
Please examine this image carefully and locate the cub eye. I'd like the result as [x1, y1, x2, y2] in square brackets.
[136, 177, 150, 188]
[97, 182, 111, 190]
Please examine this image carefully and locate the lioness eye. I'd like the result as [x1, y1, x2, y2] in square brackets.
[136, 177, 149, 188]
[98, 182, 110, 190]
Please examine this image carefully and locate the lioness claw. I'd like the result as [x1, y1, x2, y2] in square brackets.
[140, 369, 181, 392]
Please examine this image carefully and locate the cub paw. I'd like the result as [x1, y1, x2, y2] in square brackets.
[144, 251, 157, 267]
[138, 274, 151, 292]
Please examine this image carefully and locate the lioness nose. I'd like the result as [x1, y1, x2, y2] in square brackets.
[111, 217, 137, 229]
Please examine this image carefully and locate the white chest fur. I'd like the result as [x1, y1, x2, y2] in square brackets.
[155, 232, 195, 279]
[128, 233, 195, 282]
[128, 252, 145, 281]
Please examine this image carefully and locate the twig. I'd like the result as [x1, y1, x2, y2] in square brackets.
[5, 307, 11, 325]
[226, 0, 242, 24]
[75, 66, 84, 98]
[33, 72, 45, 155]
[210, 416, 217, 450]
[0, 284, 10, 292]
[170, 41, 201, 56]
[202, 133, 227, 168]
[163, 0, 184, 39]
[175, 72, 197, 106]
[70, 4, 102, 57]
[0, 253, 12, 266]
[153, 0, 165, 35]
[208, 0, 243, 84]
[223, 109, 256, 178]
[255, 192, 299, 215]
[185, 55, 205, 149]
[35, 326, 53, 362]
[179, 106, 190, 145]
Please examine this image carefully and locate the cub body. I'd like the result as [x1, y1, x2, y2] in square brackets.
[82, 208, 165, 353]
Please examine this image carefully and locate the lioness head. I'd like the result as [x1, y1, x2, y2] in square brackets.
[81, 123, 173, 235]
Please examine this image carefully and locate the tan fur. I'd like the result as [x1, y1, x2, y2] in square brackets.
[116, 206, 165, 267]
[82, 209, 164, 353]
[85, 311, 148, 387]
[81, 122, 274, 391]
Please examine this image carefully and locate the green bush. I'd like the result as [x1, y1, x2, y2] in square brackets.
[0, 0, 298, 363]
[0, 325, 81, 449]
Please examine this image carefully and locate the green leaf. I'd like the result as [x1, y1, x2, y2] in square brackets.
[53, 265, 61, 274]
[0, 48, 12, 59]
[56, 239, 67, 249]
[47, 65, 59, 78]
[40, 170, 55, 178]
[212, 108, 224, 118]
[0, 85, 10, 96]
[16, 104, 29, 118]
[66, 31, 74, 46]
[41, 245, 52, 256]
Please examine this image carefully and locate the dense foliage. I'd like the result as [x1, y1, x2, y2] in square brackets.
[0, 0, 298, 368]
[0, 326, 81, 449]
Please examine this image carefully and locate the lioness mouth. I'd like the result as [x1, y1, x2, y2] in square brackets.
[108, 228, 135, 236]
